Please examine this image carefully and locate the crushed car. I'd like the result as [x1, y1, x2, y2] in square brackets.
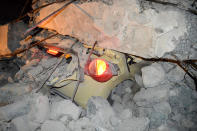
[41, 42, 146, 108]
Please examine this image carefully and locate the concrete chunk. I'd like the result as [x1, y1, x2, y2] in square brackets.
[41, 120, 69, 131]
[0, 100, 30, 121]
[11, 115, 32, 131]
[50, 100, 82, 120]
[153, 102, 171, 116]
[115, 117, 150, 131]
[133, 87, 169, 107]
[28, 93, 50, 123]
[167, 66, 185, 82]
[68, 117, 95, 131]
[11, 115, 40, 131]
[87, 96, 115, 129]
[142, 63, 165, 88]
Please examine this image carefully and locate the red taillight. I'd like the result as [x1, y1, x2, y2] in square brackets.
[47, 49, 59, 55]
[87, 59, 113, 82]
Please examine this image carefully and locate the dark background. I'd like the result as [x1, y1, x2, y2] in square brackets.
[0, 0, 32, 25]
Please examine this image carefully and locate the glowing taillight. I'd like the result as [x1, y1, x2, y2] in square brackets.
[88, 59, 113, 82]
[96, 59, 107, 75]
[47, 49, 59, 55]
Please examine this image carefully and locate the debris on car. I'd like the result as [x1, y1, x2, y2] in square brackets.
[0, 0, 197, 131]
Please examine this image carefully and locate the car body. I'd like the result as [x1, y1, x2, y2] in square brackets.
[46, 44, 144, 108]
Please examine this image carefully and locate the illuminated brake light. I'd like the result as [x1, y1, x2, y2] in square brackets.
[96, 60, 107, 75]
[88, 59, 113, 82]
[47, 49, 59, 55]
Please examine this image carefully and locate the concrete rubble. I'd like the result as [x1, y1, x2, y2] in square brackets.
[133, 87, 170, 107]
[141, 63, 166, 88]
[41, 120, 69, 131]
[35, 0, 187, 57]
[50, 99, 82, 120]
[0, 0, 197, 131]
[87, 96, 115, 130]
[0, 100, 30, 121]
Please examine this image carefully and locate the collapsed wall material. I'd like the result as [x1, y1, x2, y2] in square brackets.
[35, 0, 187, 57]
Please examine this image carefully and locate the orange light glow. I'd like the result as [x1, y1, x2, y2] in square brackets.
[65, 54, 71, 59]
[47, 49, 59, 55]
[96, 59, 107, 75]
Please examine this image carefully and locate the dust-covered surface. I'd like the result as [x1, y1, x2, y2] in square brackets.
[34, 0, 190, 57]
[0, 0, 197, 131]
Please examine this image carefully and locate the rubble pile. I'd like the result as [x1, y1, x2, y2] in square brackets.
[0, 0, 197, 131]
[34, 0, 188, 57]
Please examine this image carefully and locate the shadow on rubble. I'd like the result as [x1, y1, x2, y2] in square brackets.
[0, 58, 23, 87]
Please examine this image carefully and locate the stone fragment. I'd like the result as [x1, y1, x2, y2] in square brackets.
[137, 107, 153, 118]
[141, 63, 165, 88]
[167, 66, 185, 82]
[110, 116, 121, 127]
[115, 117, 150, 131]
[189, 48, 197, 59]
[154, 30, 176, 57]
[192, 91, 197, 99]
[111, 94, 122, 103]
[133, 87, 169, 107]
[169, 88, 179, 97]
[169, 85, 193, 110]
[0, 121, 10, 131]
[11, 115, 40, 131]
[135, 74, 144, 88]
[156, 124, 178, 131]
[112, 102, 124, 113]
[0, 100, 30, 121]
[152, 10, 187, 57]
[95, 127, 111, 131]
[171, 113, 184, 123]
[59, 115, 71, 125]
[50, 99, 82, 120]
[153, 102, 171, 117]
[188, 102, 197, 112]
[87, 96, 115, 129]
[41, 120, 69, 131]
[7, 76, 14, 83]
[113, 80, 134, 96]
[0, 83, 32, 103]
[185, 74, 196, 90]
[68, 117, 95, 131]
[161, 62, 175, 73]
[193, 44, 197, 49]
[11, 115, 32, 131]
[28, 93, 50, 123]
[149, 112, 167, 129]
[181, 118, 195, 128]
[119, 109, 132, 120]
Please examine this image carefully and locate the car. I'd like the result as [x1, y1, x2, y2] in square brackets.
[44, 44, 145, 108]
